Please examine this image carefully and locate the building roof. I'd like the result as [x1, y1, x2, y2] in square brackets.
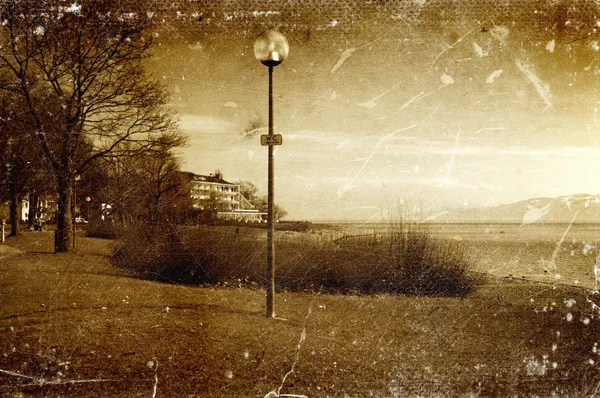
[180, 171, 235, 186]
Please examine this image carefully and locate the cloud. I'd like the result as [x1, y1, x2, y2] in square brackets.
[178, 114, 237, 134]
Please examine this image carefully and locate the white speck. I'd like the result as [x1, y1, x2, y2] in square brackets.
[525, 356, 547, 376]
[181, 75, 185, 81]
[225, 370, 233, 379]
[165, 307, 170, 313]
[589, 359, 595, 365]
[546, 39, 555, 53]
[101, 307, 107, 311]
[565, 299, 576, 308]
[592, 41, 600, 52]
[566, 313, 574, 322]
[490, 25, 510, 43]
[65, 3, 81, 14]
[440, 73, 454, 85]
[530, 298, 535, 303]
[486, 69, 503, 84]
[224, 101, 238, 108]
[330, 20, 338, 27]
[554, 274, 561, 280]
[552, 344, 557, 352]
[473, 42, 488, 57]
[244, 351, 249, 359]
[552, 362, 558, 369]
[584, 318, 591, 325]
[147, 361, 154, 368]
[34, 26, 45, 36]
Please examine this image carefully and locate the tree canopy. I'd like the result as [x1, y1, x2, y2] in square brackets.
[0, 0, 185, 251]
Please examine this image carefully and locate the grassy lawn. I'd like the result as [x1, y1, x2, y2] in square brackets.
[1, 231, 600, 397]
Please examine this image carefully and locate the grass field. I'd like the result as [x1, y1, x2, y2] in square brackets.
[1, 228, 600, 397]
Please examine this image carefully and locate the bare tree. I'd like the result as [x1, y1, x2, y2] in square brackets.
[0, 0, 183, 251]
[90, 139, 190, 225]
[135, 141, 190, 223]
[0, 93, 47, 236]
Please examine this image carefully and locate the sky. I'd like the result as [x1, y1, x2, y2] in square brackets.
[146, 0, 600, 221]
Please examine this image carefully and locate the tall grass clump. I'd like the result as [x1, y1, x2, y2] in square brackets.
[383, 219, 480, 296]
[111, 219, 481, 297]
[111, 222, 214, 284]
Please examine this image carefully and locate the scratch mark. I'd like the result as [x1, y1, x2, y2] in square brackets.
[472, 127, 507, 135]
[358, 82, 403, 109]
[545, 211, 579, 271]
[338, 124, 420, 197]
[433, 25, 480, 64]
[0, 368, 118, 386]
[515, 59, 552, 110]
[586, 296, 600, 315]
[398, 91, 426, 111]
[264, 293, 319, 398]
[397, 84, 449, 112]
[330, 48, 356, 73]
[439, 130, 462, 186]
[151, 359, 159, 398]
[330, 35, 386, 74]
[594, 253, 600, 293]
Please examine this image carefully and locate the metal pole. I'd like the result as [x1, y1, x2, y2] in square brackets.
[266, 65, 275, 318]
[72, 179, 76, 250]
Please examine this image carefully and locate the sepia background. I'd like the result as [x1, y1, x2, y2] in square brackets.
[149, 0, 600, 221]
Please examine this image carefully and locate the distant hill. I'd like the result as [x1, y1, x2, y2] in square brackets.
[429, 194, 600, 224]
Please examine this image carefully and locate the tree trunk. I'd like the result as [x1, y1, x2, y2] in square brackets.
[54, 176, 72, 252]
[8, 182, 20, 237]
[27, 194, 37, 230]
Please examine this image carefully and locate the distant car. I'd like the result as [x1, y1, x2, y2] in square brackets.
[75, 217, 88, 224]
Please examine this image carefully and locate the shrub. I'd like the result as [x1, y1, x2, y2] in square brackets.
[111, 220, 481, 296]
[86, 220, 127, 239]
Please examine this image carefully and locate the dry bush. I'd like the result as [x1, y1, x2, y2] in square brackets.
[111, 220, 481, 296]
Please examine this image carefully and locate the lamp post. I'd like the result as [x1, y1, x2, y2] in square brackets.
[254, 30, 289, 318]
[73, 175, 80, 250]
[86, 196, 91, 221]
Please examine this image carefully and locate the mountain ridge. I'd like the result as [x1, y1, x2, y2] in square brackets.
[429, 194, 600, 224]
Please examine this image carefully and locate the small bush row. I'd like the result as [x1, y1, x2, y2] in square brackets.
[111, 221, 481, 297]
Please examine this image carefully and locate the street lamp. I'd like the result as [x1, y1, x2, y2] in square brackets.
[254, 30, 289, 318]
[73, 175, 80, 250]
[85, 196, 91, 221]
